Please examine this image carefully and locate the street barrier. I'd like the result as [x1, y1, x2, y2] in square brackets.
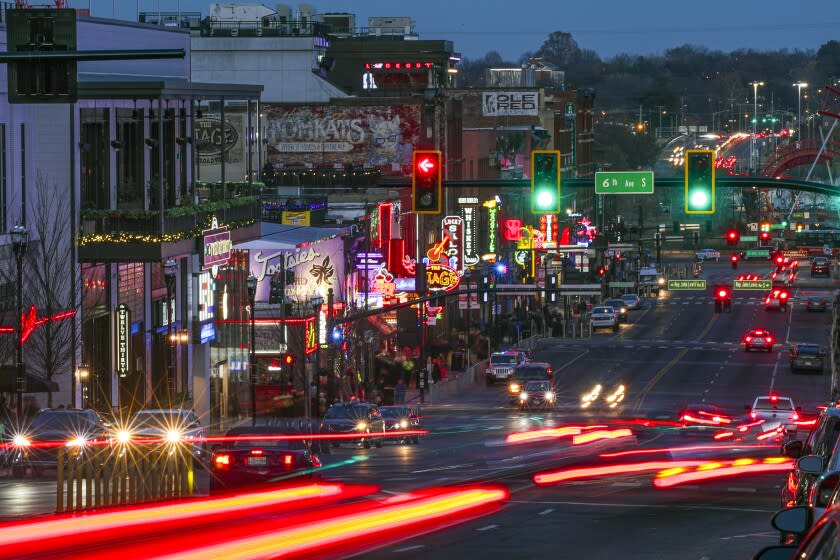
[55, 442, 193, 513]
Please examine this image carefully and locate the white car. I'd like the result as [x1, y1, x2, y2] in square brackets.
[748, 394, 800, 434]
[621, 293, 641, 310]
[590, 306, 619, 332]
[695, 248, 721, 261]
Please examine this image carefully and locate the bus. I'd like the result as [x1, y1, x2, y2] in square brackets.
[792, 229, 840, 257]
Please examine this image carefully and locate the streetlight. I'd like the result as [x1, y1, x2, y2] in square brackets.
[309, 294, 324, 422]
[163, 259, 177, 403]
[76, 364, 90, 408]
[793, 82, 808, 140]
[10, 224, 29, 420]
[246, 274, 257, 427]
[749, 81, 764, 172]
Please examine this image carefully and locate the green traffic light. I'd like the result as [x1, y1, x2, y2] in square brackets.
[535, 189, 556, 210]
[530, 151, 561, 214]
[684, 149, 715, 214]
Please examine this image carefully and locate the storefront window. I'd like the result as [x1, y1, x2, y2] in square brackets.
[116, 108, 144, 209]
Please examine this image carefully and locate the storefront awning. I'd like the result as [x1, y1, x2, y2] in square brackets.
[0, 366, 60, 393]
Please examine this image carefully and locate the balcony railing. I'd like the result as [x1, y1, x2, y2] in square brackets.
[80, 197, 260, 243]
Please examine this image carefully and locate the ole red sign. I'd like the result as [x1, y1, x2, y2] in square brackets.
[426, 263, 461, 293]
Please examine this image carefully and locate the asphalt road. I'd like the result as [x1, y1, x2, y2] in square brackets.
[0, 260, 834, 559]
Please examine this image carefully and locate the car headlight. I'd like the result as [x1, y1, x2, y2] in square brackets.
[519, 392, 529, 401]
[165, 430, 183, 444]
[66, 436, 87, 448]
[399, 419, 409, 429]
[545, 391, 555, 401]
[116, 430, 133, 444]
[509, 383, 520, 393]
[658, 278, 665, 285]
[621, 307, 627, 313]
[356, 421, 368, 431]
[12, 434, 30, 447]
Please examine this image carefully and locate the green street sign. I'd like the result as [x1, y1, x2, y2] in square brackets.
[668, 279, 707, 290]
[609, 281, 636, 288]
[745, 249, 770, 257]
[770, 224, 785, 230]
[733, 279, 772, 290]
[740, 235, 758, 242]
[595, 171, 654, 194]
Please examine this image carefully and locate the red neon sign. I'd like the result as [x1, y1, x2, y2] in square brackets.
[0, 306, 76, 343]
[502, 219, 523, 241]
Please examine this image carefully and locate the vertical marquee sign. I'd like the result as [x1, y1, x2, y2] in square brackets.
[441, 215, 464, 272]
[458, 197, 480, 267]
[114, 304, 131, 378]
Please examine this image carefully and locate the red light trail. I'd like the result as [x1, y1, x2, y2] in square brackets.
[653, 457, 793, 488]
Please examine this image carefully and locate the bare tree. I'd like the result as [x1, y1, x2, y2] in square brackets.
[21, 173, 80, 407]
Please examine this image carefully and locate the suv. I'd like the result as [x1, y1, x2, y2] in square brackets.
[487, 351, 527, 385]
[811, 257, 831, 277]
[507, 362, 553, 403]
[604, 299, 629, 323]
[790, 343, 825, 374]
[320, 403, 386, 449]
[764, 288, 790, 311]
[781, 407, 840, 508]
[591, 306, 619, 332]
[695, 248, 721, 261]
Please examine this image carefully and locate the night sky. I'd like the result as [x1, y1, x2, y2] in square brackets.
[98, 0, 839, 60]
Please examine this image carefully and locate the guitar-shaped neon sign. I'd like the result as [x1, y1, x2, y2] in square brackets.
[426, 234, 451, 263]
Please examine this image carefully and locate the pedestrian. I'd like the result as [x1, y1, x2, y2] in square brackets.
[395, 377, 406, 404]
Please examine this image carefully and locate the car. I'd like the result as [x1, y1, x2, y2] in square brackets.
[695, 248, 720, 261]
[806, 295, 828, 312]
[507, 362, 553, 402]
[744, 329, 776, 352]
[790, 343, 825, 374]
[678, 403, 733, 435]
[753, 505, 840, 559]
[8, 408, 109, 477]
[590, 306, 619, 332]
[131, 409, 208, 461]
[604, 299, 629, 323]
[319, 403, 386, 449]
[579, 382, 627, 410]
[765, 289, 791, 311]
[486, 351, 527, 385]
[518, 380, 556, 409]
[379, 405, 421, 444]
[748, 393, 800, 434]
[781, 407, 840, 509]
[621, 293, 641, 310]
[811, 257, 831, 277]
[209, 426, 321, 492]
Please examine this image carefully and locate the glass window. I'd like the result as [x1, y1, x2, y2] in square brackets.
[798, 518, 837, 559]
[116, 108, 144, 209]
[80, 108, 110, 210]
[754, 398, 793, 410]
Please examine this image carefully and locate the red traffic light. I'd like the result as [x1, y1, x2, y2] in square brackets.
[416, 156, 436, 175]
[717, 289, 730, 299]
[727, 231, 737, 240]
[730, 254, 739, 262]
[775, 255, 784, 265]
[597, 266, 606, 277]
[760, 231, 771, 241]
[282, 353, 295, 366]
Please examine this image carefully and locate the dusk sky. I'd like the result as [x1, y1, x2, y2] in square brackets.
[97, 0, 839, 61]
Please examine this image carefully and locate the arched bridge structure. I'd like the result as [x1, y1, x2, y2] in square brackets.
[759, 137, 840, 178]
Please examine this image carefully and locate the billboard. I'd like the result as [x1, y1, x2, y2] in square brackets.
[263, 104, 421, 175]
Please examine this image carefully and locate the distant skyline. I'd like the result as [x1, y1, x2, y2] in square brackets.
[93, 0, 839, 61]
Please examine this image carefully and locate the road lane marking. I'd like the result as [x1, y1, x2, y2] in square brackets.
[538, 508, 554, 515]
[476, 524, 498, 532]
[720, 531, 777, 540]
[610, 481, 643, 488]
[394, 545, 425, 552]
[634, 348, 690, 411]
[727, 487, 758, 493]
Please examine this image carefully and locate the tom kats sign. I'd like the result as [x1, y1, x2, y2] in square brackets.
[426, 263, 461, 293]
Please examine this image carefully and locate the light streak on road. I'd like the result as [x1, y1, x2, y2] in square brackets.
[653, 457, 793, 488]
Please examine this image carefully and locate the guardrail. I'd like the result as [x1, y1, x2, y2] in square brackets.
[55, 443, 193, 513]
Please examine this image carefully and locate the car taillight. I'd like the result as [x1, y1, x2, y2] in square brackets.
[250, 449, 264, 456]
[283, 454, 294, 467]
[780, 292, 788, 299]
[311, 454, 321, 468]
[766, 337, 773, 344]
[213, 454, 231, 469]
[792, 412, 799, 421]
[745, 337, 752, 343]
[750, 411, 757, 420]
[813, 473, 840, 508]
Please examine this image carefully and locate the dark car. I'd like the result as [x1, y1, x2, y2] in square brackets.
[10, 408, 108, 477]
[806, 296, 828, 312]
[811, 257, 831, 277]
[604, 299, 629, 323]
[379, 405, 421, 444]
[518, 380, 556, 409]
[790, 343, 825, 374]
[744, 328, 776, 352]
[209, 427, 321, 492]
[781, 407, 840, 509]
[130, 409, 208, 462]
[508, 362, 553, 403]
[320, 403, 386, 449]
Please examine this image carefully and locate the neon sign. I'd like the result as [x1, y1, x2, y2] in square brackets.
[441, 216, 464, 272]
[503, 219, 523, 241]
[459, 197, 480, 267]
[426, 263, 461, 292]
[483, 200, 498, 254]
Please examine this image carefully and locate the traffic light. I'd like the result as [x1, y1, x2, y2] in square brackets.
[760, 231, 771, 243]
[597, 266, 607, 278]
[412, 150, 442, 214]
[730, 254, 739, 269]
[684, 149, 715, 214]
[548, 273, 557, 303]
[530, 150, 561, 214]
[726, 229, 739, 246]
[714, 285, 731, 313]
[282, 353, 295, 367]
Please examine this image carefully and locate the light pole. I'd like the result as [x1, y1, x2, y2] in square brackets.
[10, 225, 29, 420]
[310, 294, 324, 421]
[246, 274, 257, 427]
[749, 81, 764, 172]
[793, 82, 808, 141]
[163, 259, 177, 404]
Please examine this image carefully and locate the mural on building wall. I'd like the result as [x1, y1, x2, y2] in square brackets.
[249, 236, 346, 304]
[196, 113, 247, 182]
[262, 104, 421, 175]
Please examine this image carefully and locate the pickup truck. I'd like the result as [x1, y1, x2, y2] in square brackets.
[748, 394, 800, 434]
[590, 306, 619, 332]
[695, 248, 721, 261]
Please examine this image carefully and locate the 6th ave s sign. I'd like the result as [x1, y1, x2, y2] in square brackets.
[595, 171, 654, 194]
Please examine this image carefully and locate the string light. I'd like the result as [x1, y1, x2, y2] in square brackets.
[79, 218, 256, 246]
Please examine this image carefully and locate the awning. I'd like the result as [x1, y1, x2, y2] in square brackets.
[0, 366, 60, 393]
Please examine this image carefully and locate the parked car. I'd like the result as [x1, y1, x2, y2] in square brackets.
[8, 408, 109, 478]
[753, 506, 828, 559]
[790, 343, 825, 374]
[591, 306, 619, 332]
[806, 295, 828, 312]
[379, 405, 421, 444]
[780, 407, 840, 508]
[320, 403, 386, 449]
[209, 426, 321, 492]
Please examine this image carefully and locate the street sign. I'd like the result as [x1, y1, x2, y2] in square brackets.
[668, 279, 707, 290]
[595, 171, 654, 195]
[745, 248, 770, 258]
[564, 102, 576, 121]
[733, 279, 772, 290]
[609, 282, 636, 288]
[740, 235, 758, 242]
